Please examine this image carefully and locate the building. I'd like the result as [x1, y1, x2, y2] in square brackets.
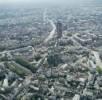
[56, 21, 63, 39]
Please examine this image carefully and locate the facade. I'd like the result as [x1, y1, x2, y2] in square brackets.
[56, 21, 63, 39]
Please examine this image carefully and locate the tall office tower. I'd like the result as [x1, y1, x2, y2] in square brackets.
[56, 21, 62, 39]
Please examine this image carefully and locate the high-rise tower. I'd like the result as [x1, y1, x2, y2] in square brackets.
[56, 21, 62, 39]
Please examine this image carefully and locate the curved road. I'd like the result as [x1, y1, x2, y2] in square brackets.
[91, 50, 102, 69]
[44, 20, 56, 43]
[43, 9, 56, 43]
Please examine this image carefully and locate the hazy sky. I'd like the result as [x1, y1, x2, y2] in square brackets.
[0, 0, 29, 3]
[0, 0, 95, 6]
[0, 0, 86, 3]
[0, 0, 72, 5]
[0, 0, 61, 2]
